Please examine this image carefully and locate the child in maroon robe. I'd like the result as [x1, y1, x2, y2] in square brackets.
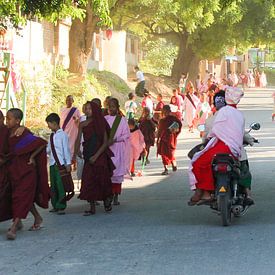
[153, 93, 164, 123]
[157, 105, 182, 175]
[5, 108, 50, 240]
[0, 111, 12, 223]
[139, 107, 157, 164]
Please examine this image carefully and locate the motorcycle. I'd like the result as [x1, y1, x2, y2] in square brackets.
[210, 122, 260, 226]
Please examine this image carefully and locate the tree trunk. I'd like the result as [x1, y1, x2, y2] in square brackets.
[171, 34, 200, 83]
[69, 3, 98, 74]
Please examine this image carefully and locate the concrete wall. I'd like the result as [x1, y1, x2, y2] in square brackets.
[12, 20, 70, 68]
[88, 30, 141, 80]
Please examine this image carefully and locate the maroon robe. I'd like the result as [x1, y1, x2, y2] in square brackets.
[79, 102, 115, 202]
[157, 115, 182, 165]
[7, 130, 50, 219]
[0, 125, 12, 222]
[139, 118, 156, 147]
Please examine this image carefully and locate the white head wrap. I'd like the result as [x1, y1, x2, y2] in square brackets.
[225, 87, 244, 105]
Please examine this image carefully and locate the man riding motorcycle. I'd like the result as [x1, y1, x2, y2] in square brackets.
[188, 88, 245, 205]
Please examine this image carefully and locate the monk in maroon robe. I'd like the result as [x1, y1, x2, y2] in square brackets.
[74, 102, 115, 215]
[5, 108, 50, 240]
[0, 111, 12, 222]
[157, 105, 182, 175]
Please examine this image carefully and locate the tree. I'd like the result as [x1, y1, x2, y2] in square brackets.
[112, 0, 274, 80]
[68, 0, 113, 73]
[68, 0, 133, 74]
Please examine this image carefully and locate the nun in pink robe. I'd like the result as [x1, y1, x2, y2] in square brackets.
[60, 96, 81, 160]
[105, 98, 131, 202]
[128, 120, 145, 175]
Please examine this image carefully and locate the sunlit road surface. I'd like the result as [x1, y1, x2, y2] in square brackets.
[1, 88, 275, 275]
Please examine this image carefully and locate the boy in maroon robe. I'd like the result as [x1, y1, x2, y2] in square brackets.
[5, 108, 50, 240]
[157, 105, 182, 175]
[0, 111, 12, 222]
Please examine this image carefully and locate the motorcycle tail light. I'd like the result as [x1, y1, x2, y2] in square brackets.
[214, 163, 231, 173]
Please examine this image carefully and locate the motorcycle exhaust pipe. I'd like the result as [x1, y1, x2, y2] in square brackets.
[232, 205, 244, 215]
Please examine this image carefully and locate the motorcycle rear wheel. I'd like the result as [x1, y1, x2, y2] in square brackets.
[219, 193, 231, 226]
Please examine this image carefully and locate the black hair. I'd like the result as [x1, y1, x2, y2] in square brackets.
[0, 110, 4, 119]
[128, 92, 135, 100]
[162, 105, 171, 113]
[128, 118, 136, 126]
[135, 66, 139, 70]
[109, 98, 120, 109]
[46, 113, 60, 124]
[158, 93, 162, 98]
[91, 98, 102, 107]
[8, 108, 23, 121]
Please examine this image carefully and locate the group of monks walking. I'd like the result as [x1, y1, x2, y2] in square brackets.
[0, 90, 183, 240]
[0, 67, 261, 241]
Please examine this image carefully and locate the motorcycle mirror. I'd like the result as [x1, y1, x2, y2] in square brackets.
[250, 122, 261, 131]
[197, 124, 205, 132]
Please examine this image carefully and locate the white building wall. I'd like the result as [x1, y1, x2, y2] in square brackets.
[102, 31, 127, 80]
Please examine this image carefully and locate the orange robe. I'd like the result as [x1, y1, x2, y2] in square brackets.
[157, 115, 182, 165]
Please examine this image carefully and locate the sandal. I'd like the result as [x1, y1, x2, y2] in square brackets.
[161, 170, 169, 175]
[104, 197, 113, 212]
[6, 230, 16, 240]
[196, 198, 214, 206]
[172, 166, 177, 172]
[28, 224, 42, 231]
[188, 189, 203, 206]
[83, 211, 95, 216]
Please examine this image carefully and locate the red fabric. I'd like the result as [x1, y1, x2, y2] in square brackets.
[153, 101, 164, 122]
[162, 155, 175, 165]
[7, 130, 50, 219]
[79, 110, 115, 201]
[130, 160, 135, 173]
[157, 115, 182, 162]
[193, 140, 232, 191]
[0, 125, 12, 222]
[112, 183, 122, 194]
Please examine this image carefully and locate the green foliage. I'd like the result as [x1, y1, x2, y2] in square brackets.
[88, 70, 130, 94]
[265, 68, 275, 86]
[112, 0, 274, 75]
[140, 39, 177, 76]
[0, 0, 112, 29]
[55, 64, 70, 81]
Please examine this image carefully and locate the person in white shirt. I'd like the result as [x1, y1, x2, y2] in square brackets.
[46, 113, 71, 215]
[125, 92, 138, 120]
[134, 66, 145, 96]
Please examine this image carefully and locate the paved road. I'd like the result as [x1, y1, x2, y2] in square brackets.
[1, 88, 275, 275]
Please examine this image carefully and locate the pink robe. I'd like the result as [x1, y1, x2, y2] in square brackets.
[183, 94, 200, 126]
[188, 106, 245, 190]
[105, 115, 131, 184]
[60, 107, 81, 159]
[194, 101, 211, 127]
[130, 129, 145, 162]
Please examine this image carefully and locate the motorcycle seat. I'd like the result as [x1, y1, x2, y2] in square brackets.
[212, 153, 240, 168]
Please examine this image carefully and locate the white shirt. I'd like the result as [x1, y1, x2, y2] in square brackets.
[125, 100, 137, 113]
[47, 129, 71, 166]
[136, 70, 145, 82]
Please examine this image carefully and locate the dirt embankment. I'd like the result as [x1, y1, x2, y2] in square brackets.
[127, 73, 177, 102]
